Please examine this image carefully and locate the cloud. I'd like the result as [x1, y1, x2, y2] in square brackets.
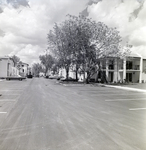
[1, 0, 146, 65]
[87, 0, 146, 57]
[6, 0, 29, 8]
[0, 0, 88, 65]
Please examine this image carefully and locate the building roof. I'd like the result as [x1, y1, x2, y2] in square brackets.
[0, 56, 11, 59]
[0, 56, 29, 66]
[0, 56, 15, 63]
[17, 62, 29, 66]
[127, 51, 142, 58]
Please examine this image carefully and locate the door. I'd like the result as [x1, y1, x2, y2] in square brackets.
[109, 72, 113, 82]
[126, 73, 132, 82]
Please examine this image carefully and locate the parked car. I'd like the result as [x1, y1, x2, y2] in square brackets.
[57, 76, 65, 80]
[45, 75, 49, 78]
[49, 75, 59, 79]
[6, 75, 26, 81]
[60, 77, 78, 82]
[27, 74, 33, 78]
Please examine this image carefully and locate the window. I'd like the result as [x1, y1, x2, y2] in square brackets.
[108, 60, 114, 70]
[126, 61, 133, 69]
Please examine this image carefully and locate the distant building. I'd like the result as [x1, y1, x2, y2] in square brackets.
[97, 52, 144, 83]
[0, 56, 29, 78]
[17, 62, 29, 77]
[58, 52, 146, 83]
[0, 56, 19, 78]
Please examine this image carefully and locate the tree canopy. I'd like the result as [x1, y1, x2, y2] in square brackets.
[39, 54, 54, 75]
[47, 14, 131, 82]
[32, 63, 42, 77]
[11, 55, 20, 66]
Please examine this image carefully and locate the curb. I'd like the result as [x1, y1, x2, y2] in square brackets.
[100, 84, 146, 93]
[56, 81, 146, 93]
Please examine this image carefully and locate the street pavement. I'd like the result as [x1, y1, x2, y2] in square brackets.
[0, 78, 146, 150]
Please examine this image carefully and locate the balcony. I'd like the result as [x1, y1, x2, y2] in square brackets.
[126, 65, 140, 70]
[108, 65, 114, 70]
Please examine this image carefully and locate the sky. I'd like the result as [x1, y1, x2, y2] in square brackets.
[0, 0, 146, 65]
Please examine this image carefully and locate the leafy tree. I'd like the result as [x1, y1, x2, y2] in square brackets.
[39, 54, 54, 76]
[48, 22, 73, 79]
[11, 55, 20, 66]
[32, 63, 42, 77]
[47, 14, 131, 83]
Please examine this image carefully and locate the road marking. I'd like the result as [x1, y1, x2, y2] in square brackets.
[0, 94, 20, 96]
[0, 89, 22, 90]
[0, 112, 7, 114]
[105, 98, 146, 101]
[129, 108, 146, 111]
[0, 99, 16, 102]
[92, 93, 146, 96]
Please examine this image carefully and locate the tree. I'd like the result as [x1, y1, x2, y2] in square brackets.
[39, 54, 54, 76]
[11, 55, 20, 66]
[47, 14, 131, 83]
[32, 63, 42, 77]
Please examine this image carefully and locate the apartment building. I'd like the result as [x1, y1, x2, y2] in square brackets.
[17, 62, 29, 77]
[58, 52, 146, 83]
[0, 56, 29, 78]
[99, 52, 146, 83]
[0, 56, 18, 78]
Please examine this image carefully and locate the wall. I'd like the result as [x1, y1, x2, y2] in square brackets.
[8, 59, 15, 76]
[0, 58, 15, 78]
[12, 67, 19, 76]
[0, 59, 7, 77]
[19, 63, 28, 77]
[133, 72, 139, 83]
[142, 73, 146, 83]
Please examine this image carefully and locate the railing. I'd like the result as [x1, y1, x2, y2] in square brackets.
[126, 65, 140, 70]
[108, 65, 114, 70]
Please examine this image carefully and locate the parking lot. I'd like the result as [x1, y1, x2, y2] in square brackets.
[0, 78, 146, 150]
[0, 79, 31, 126]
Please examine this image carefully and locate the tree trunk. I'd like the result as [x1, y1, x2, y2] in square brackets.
[86, 72, 90, 84]
[95, 70, 99, 83]
[65, 66, 69, 79]
[75, 65, 78, 81]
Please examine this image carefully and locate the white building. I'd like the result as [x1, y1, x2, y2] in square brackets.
[0, 56, 19, 78]
[0, 56, 29, 78]
[17, 62, 29, 77]
[99, 52, 146, 83]
[58, 52, 146, 83]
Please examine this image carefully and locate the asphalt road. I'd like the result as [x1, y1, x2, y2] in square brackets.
[0, 78, 146, 150]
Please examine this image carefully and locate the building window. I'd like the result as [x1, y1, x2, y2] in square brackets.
[126, 61, 133, 69]
[108, 60, 114, 70]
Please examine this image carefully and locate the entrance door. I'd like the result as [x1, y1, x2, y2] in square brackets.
[126, 73, 132, 82]
[109, 72, 113, 82]
[7, 63, 10, 76]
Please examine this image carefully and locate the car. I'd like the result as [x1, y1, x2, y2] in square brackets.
[27, 74, 33, 78]
[45, 75, 49, 78]
[49, 75, 59, 79]
[57, 76, 65, 80]
[60, 77, 78, 82]
[6, 75, 26, 81]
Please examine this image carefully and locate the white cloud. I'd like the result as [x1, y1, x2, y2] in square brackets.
[1, 0, 146, 64]
[0, 0, 88, 65]
[88, 0, 146, 56]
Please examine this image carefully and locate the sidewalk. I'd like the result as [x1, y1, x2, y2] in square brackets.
[100, 83, 146, 93]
